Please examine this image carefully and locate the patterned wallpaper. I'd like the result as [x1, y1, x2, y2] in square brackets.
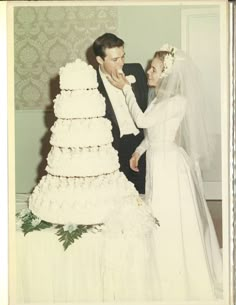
[14, 6, 118, 110]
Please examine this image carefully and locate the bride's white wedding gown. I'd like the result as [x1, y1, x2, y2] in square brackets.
[122, 84, 223, 301]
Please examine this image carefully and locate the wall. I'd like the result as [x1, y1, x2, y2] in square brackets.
[14, 6, 118, 110]
[118, 5, 181, 68]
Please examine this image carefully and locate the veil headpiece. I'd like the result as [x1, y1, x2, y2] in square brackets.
[152, 44, 213, 170]
[159, 44, 177, 78]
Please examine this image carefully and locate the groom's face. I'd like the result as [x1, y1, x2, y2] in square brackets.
[97, 46, 125, 76]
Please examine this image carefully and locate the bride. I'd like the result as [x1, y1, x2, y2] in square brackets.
[108, 44, 223, 301]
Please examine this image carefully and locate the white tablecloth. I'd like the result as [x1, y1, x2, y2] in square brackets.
[16, 229, 108, 303]
[15, 194, 164, 304]
[16, 194, 109, 303]
[16, 227, 160, 304]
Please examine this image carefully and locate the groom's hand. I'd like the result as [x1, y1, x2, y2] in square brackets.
[130, 152, 140, 172]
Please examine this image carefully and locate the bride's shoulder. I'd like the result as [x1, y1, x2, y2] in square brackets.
[154, 95, 186, 109]
[170, 94, 186, 102]
[169, 95, 187, 107]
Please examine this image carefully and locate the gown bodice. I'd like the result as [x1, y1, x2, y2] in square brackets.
[144, 96, 186, 146]
[122, 84, 187, 154]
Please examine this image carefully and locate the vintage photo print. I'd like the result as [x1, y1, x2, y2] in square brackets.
[0, 0, 234, 305]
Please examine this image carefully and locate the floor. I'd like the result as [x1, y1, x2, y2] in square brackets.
[207, 200, 222, 248]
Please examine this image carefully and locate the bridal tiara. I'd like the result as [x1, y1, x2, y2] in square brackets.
[158, 44, 176, 79]
[158, 44, 184, 78]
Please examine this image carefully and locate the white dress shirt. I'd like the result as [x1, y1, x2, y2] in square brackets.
[99, 68, 139, 137]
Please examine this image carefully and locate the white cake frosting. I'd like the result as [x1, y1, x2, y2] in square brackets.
[54, 89, 105, 119]
[50, 117, 113, 148]
[28, 58, 156, 229]
[29, 171, 151, 226]
[60, 58, 98, 90]
[46, 144, 119, 177]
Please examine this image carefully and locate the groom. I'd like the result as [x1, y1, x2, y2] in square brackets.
[92, 33, 147, 194]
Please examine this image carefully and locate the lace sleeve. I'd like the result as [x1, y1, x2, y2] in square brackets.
[135, 136, 149, 156]
[122, 84, 186, 128]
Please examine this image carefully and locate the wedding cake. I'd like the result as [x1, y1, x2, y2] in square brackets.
[29, 59, 156, 231]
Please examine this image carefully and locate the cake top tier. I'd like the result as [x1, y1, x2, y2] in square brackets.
[60, 58, 98, 90]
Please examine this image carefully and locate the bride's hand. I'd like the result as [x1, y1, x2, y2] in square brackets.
[130, 152, 140, 172]
[106, 70, 129, 90]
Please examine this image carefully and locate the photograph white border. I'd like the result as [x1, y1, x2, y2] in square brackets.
[2, 1, 233, 305]
[0, 2, 8, 305]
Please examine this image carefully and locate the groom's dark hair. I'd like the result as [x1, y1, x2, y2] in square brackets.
[93, 33, 124, 59]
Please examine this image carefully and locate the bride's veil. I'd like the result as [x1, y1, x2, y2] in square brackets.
[152, 46, 214, 171]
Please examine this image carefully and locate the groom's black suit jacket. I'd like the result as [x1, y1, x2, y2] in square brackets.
[97, 63, 148, 194]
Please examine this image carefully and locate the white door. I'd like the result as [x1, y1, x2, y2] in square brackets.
[181, 8, 221, 200]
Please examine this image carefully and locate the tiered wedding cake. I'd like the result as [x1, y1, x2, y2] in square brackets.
[29, 59, 156, 233]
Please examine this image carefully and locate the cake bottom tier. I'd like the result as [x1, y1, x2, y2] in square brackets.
[29, 171, 152, 227]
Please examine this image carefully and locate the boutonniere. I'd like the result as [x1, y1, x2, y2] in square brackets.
[126, 75, 136, 84]
[118, 69, 136, 84]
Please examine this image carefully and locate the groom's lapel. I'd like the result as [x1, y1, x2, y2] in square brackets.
[123, 64, 139, 100]
[97, 70, 119, 128]
[123, 63, 148, 112]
